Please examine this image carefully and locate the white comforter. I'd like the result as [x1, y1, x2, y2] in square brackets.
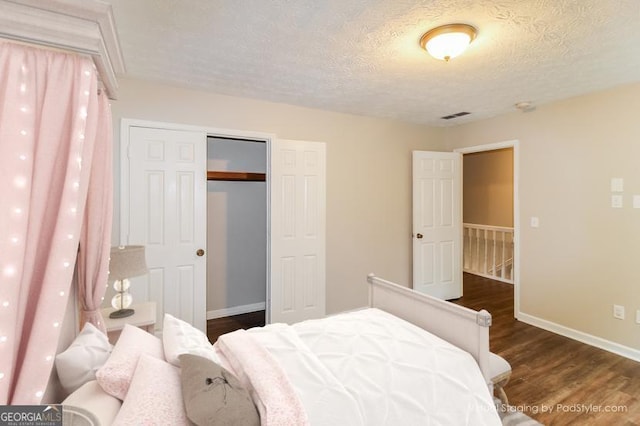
[219, 308, 501, 426]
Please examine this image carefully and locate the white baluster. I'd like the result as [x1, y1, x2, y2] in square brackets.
[500, 232, 507, 279]
[482, 228, 488, 274]
[475, 227, 480, 273]
[492, 229, 497, 279]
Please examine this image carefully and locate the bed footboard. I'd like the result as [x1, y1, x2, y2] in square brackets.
[367, 274, 492, 384]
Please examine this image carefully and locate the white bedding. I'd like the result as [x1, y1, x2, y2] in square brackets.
[62, 307, 500, 425]
[221, 308, 501, 426]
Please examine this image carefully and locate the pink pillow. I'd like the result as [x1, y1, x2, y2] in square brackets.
[112, 355, 190, 426]
[95, 324, 164, 400]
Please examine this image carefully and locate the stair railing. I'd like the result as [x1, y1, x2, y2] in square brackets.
[463, 223, 514, 284]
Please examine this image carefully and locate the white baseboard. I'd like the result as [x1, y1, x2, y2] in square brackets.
[207, 302, 265, 320]
[517, 312, 640, 362]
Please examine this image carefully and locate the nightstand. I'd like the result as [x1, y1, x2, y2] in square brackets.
[101, 301, 156, 344]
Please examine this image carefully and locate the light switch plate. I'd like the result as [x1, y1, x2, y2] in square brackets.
[633, 195, 640, 209]
[611, 195, 623, 208]
[611, 178, 624, 192]
[613, 304, 625, 320]
[530, 217, 539, 228]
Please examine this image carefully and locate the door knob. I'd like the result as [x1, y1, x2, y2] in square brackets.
[196, 249, 205, 257]
[416, 233, 423, 239]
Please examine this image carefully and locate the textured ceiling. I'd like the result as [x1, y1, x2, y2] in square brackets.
[105, 0, 640, 126]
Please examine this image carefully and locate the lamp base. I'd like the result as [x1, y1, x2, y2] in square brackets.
[109, 308, 135, 319]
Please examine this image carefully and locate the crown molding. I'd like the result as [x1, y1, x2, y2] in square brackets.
[0, 0, 125, 99]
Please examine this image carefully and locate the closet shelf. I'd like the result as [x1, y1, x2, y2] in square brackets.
[207, 171, 266, 182]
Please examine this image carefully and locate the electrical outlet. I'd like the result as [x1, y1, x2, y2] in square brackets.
[611, 195, 623, 208]
[613, 304, 625, 320]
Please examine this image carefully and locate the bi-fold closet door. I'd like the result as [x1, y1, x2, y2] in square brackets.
[121, 121, 326, 333]
[123, 126, 207, 332]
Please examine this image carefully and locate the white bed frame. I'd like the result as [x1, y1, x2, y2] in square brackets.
[54, 273, 494, 425]
[367, 274, 492, 385]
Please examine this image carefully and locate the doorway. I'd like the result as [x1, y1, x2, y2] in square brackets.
[455, 140, 520, 318]
[206, 136, 268, 338]
[462, 148, 514, 283]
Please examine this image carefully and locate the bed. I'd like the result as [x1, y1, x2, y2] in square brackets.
[56, 274, 501, 425]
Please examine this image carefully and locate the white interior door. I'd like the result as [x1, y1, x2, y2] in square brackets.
[123, 126, 207, 332]
[412, 151, 462, 300]
[270, 139, 326, 324]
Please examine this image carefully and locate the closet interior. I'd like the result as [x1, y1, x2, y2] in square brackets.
[206, 136, 267, 337]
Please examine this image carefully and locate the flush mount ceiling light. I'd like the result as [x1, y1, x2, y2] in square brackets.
[420, 24, 477, 62]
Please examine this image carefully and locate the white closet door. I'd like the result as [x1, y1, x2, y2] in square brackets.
[123, 126, 207, 332]
[270, 139, 326, 324]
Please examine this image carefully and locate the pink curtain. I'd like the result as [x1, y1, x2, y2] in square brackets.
[0, 41, 112, 404]
[77, 94, 113, 334]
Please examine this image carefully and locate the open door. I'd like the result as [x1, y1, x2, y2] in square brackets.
[412, 151, 462, 300]
[269, 139, 326, 324]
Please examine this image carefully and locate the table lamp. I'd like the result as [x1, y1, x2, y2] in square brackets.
[108, 245, 148, 319]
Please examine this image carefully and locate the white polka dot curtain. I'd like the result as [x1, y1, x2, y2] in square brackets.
[0, 41, 113, 404]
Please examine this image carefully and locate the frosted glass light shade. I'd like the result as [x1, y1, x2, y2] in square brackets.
[420, 24, 477, 61]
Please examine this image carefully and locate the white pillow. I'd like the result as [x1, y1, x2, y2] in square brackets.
[163, 313, 220, 366]
[112, 355, 190, 426]
[63, 380, 122, 426]
[95, 324, 164, 400]
[55, 322, 112, 394]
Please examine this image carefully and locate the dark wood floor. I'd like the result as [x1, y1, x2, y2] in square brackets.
[207, 310, 265, 343]
[454, 273, 640, 425]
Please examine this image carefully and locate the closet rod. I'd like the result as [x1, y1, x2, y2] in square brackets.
[207, 135, 266, 143]
[207, 171, 266, 182]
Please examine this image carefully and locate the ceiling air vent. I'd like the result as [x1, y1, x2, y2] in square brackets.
[441, 111, 471, 120]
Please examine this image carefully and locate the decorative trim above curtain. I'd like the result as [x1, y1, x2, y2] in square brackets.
[0, 40, 113, 405]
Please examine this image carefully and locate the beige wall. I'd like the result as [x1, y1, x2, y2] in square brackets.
[463, 148, 513, 227]
[110, 78, 446, 314]
[108, 77, 640, 353]
[444, 83, 640, 350]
